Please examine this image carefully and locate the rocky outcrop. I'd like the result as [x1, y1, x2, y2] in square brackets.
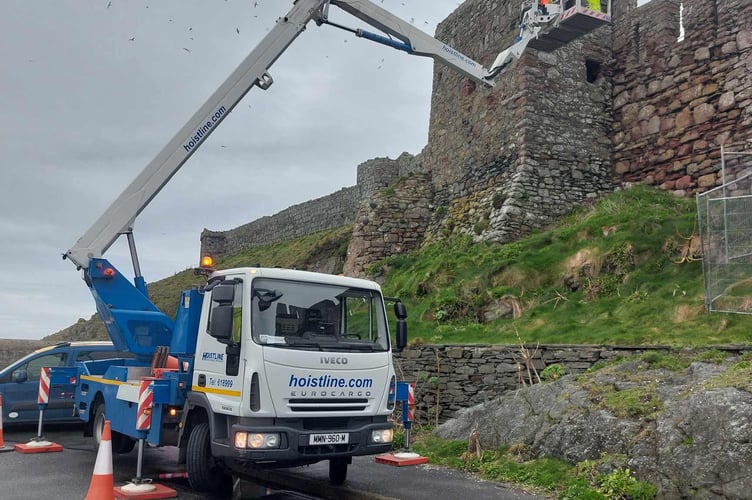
[434, 355, 752, 499]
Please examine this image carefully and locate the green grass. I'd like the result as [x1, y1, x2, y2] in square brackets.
[49, 186, 752, 346]
[408, 434, 657, 499]
[373, 186, 751, 346]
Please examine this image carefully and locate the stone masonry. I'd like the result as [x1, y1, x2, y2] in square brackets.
[394, 344, 752, 424]
[200, 154, 414, 260]
[200, 0, 752, 275]
[613, 0, 752, 193]
[424, 0, 614, 244]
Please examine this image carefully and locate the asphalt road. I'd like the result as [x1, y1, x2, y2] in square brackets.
[0, 424, 549, 500]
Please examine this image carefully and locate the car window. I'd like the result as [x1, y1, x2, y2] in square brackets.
[76, 350, 134, 362]
[22, 353, 67, 381]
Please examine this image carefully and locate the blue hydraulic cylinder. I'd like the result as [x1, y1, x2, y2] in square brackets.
[355, 29, 412, 53]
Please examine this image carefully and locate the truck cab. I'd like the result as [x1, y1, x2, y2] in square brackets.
[181, 266, 404, 488]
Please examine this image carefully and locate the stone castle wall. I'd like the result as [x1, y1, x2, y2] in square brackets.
[199, 155, 413, 260]
[612, 0, 752, 192]
[343, 172, 434, 276]
[423, 0, 614, 243]
[200, 186, 361, 260]
[201, 0, 752, 271]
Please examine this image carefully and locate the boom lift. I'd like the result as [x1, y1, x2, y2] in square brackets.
[58, 0, 611, 492]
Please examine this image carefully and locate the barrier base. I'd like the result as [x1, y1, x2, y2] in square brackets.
[14, 440, 63, 453]
[0, 445, 14, 453]
[114, 483, 177, 499]
[375, 451, 429, 466]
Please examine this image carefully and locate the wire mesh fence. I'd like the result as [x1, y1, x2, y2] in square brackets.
[696, 143, 752, 313]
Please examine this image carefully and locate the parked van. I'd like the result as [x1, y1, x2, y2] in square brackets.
[0, 341, 132, 425]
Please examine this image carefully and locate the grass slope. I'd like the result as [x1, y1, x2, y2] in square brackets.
[381, 186, 749, 346]
[48, 186, 751, 346]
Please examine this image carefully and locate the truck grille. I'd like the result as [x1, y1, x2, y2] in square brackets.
[299, 443, 358, 455]
[288, 398, 368, 412]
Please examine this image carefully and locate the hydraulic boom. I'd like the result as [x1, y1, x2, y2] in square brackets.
[64, 0, 579, 276]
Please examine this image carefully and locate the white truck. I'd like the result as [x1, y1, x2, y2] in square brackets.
[59, 0, 610, 492]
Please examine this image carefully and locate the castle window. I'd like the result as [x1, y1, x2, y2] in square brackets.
[585, 59, 601, 83]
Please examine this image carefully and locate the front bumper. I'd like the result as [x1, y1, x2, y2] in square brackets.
[211, 417, 393, 465]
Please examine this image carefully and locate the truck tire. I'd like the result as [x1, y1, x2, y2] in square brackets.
[93, 401, 136, 454]
[329, 457, 348, 485]
[186, 422, 225, 492]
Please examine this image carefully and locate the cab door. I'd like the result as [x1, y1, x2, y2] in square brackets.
[193, 279, 245, 415]
[0, 352, 67, 423]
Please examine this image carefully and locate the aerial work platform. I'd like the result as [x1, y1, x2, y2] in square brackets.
[522, 0, 612, 52]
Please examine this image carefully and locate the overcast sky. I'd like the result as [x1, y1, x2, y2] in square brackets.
[0, 0, 472, 340]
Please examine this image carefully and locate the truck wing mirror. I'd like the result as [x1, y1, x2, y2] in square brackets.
[395, 320, 407, 353]
[208, 304, 234, 342]
[393, 301, 408, 352]
[212, 283, 235, 304]
[394, 301, 407, 320]
[12, 369, 28, 383]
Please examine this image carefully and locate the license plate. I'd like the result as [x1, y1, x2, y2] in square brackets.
[309, 432, 349, 445]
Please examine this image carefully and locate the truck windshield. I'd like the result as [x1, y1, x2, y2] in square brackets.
[250, 278, 389, 352]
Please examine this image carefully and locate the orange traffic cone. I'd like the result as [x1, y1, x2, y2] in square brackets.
[0, 393, 13, 453]
[85, 419, 115, 500]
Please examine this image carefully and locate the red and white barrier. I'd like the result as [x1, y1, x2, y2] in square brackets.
[14, 367, 63, 453]
[136, 379, 153, 431]
[407, 382, 416, 423]
[37, 366, 51, 405]
[115, 378, 176, 499]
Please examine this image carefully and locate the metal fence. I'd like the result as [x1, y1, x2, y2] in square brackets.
[696, 143, 752, 313]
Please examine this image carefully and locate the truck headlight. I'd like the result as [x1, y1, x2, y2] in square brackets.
[371, 428, 393, 444]
[234, 432, 280, 449]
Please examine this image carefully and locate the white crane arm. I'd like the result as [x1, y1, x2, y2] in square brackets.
[329, 0, 502, 87]
[66, 0, 550, 271]
[65, 0, 329, 269]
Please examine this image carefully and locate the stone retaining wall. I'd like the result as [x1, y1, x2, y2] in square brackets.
[0, 340, 53, 371]
[394, 344, 752, 424]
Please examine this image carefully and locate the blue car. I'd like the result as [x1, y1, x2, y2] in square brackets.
[0, 341, 132, 425]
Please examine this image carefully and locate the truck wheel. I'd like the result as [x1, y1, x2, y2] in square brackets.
[329, 458, 348, 485]
[187, 422, 225, 492]
[93, 401, 136, 454]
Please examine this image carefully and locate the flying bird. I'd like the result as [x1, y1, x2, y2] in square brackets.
[236, 27, 240, 34]
[128, 36, 135, 41]
[106, 1, 111, 8]
[183, 47, 191, 52]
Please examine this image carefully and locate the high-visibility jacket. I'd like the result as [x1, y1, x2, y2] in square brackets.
[587, 0, 602, 10]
